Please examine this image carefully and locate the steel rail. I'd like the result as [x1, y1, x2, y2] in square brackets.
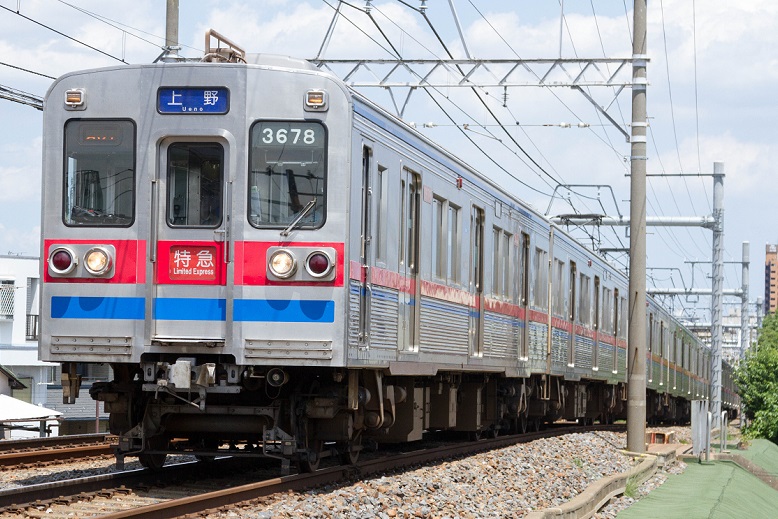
[98, 424, 625, 519]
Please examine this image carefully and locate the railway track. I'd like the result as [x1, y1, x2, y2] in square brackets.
[0, 434, 116, 469]
[0, 424, 625, 519]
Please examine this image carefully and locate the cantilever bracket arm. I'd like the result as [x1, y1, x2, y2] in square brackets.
[572, 86, 630, 142]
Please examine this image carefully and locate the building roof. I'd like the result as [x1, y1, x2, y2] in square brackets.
[0, 365, 26, 390]
[0, 394, 62, 422]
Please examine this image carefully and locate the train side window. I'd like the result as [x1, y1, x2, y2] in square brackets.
[376, 165, 387, 262]
[552, 258, 565, 316]
[578, 273, 591, 325]
[248, 121, 326, 229]
[660, 322, 665, 358]
[167, 143, 223, 227]
[532, 247, 548, 310]
[613, 288, 619, 337]
[63, 119, 135, 227]
[593, 276, 600, 330]
[492, 226, 511, 297]
[648, 313, 654, 355]
[433, 196, 445, 278]
[520, 233, 530, 306]
[447, 203, 460, 283]
[602, 287, 613, 334]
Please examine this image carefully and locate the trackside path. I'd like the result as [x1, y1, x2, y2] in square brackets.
[618, 439, 778, 519]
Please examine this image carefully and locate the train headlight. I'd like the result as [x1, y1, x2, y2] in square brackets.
[268, 249, 297, 279]
[49, 247, 78, 275]
[84, 247, 113, 276]
[305, 251, 334, 278]
[304, 89, 328, 111]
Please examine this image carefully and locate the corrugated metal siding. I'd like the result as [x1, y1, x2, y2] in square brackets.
[551, 328, 567, 368]
[617, 348, 626, 377]
[528, 321, 547, 370]
[576, 336, 594, 370]
[347, 281, 361, 349]
[600, 343, 614, 374]
[419, 297, 469, 355]
[370, 286, 399, 350]
[483, 311, 519, 360]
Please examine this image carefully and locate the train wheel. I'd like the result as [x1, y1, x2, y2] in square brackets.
[339, 431, 362, 465]
[519, 414, 529, 434]
[138, 437, 168, 470]
[299, 420, 323, 473]
[300, 440, 323, 472]
[138, 451, 167, 470]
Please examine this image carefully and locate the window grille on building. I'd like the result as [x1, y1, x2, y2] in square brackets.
[0, 280, 14, 319]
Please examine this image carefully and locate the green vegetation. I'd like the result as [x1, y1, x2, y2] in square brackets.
[736, 313, 778, 444]
[623, 476, 639, 499]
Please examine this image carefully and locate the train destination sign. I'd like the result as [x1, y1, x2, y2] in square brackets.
[168, 245, 217, 281]
[158, 88, 229, 114]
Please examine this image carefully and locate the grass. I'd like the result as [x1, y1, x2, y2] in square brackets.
[623, 476, 639, 499]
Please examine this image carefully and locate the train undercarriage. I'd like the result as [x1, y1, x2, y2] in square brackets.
[82, 359, 697, 472]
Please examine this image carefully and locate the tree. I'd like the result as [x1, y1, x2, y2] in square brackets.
[736, 313, 778, 443]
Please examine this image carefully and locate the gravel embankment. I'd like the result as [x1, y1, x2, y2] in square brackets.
[2, 426, 722, 518]
[206, 431, 637, 519]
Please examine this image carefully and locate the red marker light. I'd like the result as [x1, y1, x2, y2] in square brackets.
[306, 252, 332, 277]
[50, 248, 77, 274]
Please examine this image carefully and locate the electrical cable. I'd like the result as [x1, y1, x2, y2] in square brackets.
[0, 4, 127, 63]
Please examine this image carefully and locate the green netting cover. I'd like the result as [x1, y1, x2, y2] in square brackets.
[618, 442, 778, 518]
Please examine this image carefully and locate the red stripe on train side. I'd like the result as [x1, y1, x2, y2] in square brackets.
[43, 239, 146, 284]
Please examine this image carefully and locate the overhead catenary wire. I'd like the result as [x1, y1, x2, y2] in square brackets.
[0, 4, 128, 64]
[352, 2, 555, 197]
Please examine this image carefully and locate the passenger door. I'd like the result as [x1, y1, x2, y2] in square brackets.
[470, 206, 484, 357]
[399, 167, 421, 353]
[150, 140, 231, 345]
[357, 144, 373, 349]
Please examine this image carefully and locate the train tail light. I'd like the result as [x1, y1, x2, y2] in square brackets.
[305, 251, 334, 278]
[268, 249, 297, 279]
[84, 247, 113, 276]
[49, 247, 78, 275]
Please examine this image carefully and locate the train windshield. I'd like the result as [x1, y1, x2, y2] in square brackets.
[248, 121, 326, 229]
[63, 120, 135, 226]
[166, 143, 223, 227]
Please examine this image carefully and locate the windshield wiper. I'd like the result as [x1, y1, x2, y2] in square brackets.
[281, 199, 316, 237]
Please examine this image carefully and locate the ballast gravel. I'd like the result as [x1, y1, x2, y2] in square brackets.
[0, 428, 700, 518]
[205, 431, 641, 519]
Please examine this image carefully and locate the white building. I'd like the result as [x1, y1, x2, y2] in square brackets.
[0, 255, 55, 407]
[1, 255, 108, 436]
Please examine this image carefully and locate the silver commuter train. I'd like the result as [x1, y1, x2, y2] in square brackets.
[40, 43, 738, 470]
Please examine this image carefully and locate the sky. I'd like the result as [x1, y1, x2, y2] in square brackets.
[1, 0, 776, 326]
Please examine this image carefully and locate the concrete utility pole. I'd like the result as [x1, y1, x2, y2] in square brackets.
[166, 0, 179, 49]
[627, 0, 648, 454]
[741, 242, 750, 360]
[710, 163, 724, 429]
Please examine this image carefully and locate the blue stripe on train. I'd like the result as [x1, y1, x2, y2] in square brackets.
[234, 299, 335, 323]
[51, 296, 145, 320]
[154, 297, 226, 321]
[50, 296, 334, 323]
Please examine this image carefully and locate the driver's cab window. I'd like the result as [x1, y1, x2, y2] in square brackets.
[248, 121, 326, 229]
[167, 143, 223, 227]
[63, 119, 135, 227]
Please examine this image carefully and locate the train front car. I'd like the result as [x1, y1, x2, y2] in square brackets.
[40, 55, 355, 470]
